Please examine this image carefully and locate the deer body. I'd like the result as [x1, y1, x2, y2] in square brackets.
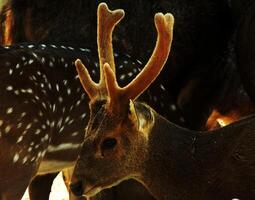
[141, 105, 255, 199]
[71, 99, 255, 199]
[0, 45, 89, 198]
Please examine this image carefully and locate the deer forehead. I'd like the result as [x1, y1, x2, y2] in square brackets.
[88, 110, 125, 133]
[87, 103, 131, 134]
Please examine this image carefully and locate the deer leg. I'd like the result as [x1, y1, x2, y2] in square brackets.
[28, 173, 58, 200]
[0, 158, 37, 200]
[0, 182, 28, 200]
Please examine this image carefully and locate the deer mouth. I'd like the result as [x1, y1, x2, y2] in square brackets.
[84, 180, 113, 197]
[84, 177, 122, 197]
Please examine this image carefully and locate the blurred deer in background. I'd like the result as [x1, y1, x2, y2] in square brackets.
[70, 9, 255, 200]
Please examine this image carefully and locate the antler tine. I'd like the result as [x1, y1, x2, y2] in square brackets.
[3, 9, 14, 45]
[75, 59, 98, 100]
[97, 3, 125, 84]
[123, 13, 174, 100]
[103, 63, 121, 108]
[75, 3, 124, 101]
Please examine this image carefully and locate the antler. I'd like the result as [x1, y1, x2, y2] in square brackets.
[76, 3, 124, 100]
[76, 4, 174, 110]
[76, 60, 98, 99]
[97, 3, 124, 83]
[123, 13, 174, 100]
[103, 13, 174, 105]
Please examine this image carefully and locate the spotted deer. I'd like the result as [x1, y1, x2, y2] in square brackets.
[70, 8, 255, 200]
[0, 3, 186, 200]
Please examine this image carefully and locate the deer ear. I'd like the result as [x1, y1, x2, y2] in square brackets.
[128, 100, 140, 129]
[128, 100, 153, 132]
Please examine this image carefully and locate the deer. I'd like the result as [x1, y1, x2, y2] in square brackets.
[1, 1, 251, 199]
[70, 7, 255, 200]
[0, 3, 188, 200]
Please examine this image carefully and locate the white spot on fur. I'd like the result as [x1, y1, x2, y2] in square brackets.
[6, 107, 13, 114]
[47, 143, 81, 153]
[6, 86, 13, 91]
[13, 153, 19, 163]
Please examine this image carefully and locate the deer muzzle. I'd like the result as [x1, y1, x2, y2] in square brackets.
[69, 180, 84, 197]
[70, 159, 99, 197]
[70, 178, 101, 197]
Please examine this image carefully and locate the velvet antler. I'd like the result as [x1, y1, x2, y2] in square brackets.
[76, 4, 174, 110]
[76, 3, 124, 100]
[121, 13, 174, 100]
[97, 3, 124, 76]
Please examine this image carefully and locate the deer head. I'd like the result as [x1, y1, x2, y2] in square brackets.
[70, 2, 174, 197]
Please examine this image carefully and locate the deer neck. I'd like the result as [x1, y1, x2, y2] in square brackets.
[138, 113, 199, 200]
[138, 108, 254, 200]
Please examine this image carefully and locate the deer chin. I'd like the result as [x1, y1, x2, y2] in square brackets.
[84, 184, 103, 197]
[84, 176, 128, 197]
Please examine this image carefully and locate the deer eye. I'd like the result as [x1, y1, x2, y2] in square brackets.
[101, 138, 117, 151]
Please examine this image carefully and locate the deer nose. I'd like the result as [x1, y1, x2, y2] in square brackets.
[70, 180, 84, 197]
